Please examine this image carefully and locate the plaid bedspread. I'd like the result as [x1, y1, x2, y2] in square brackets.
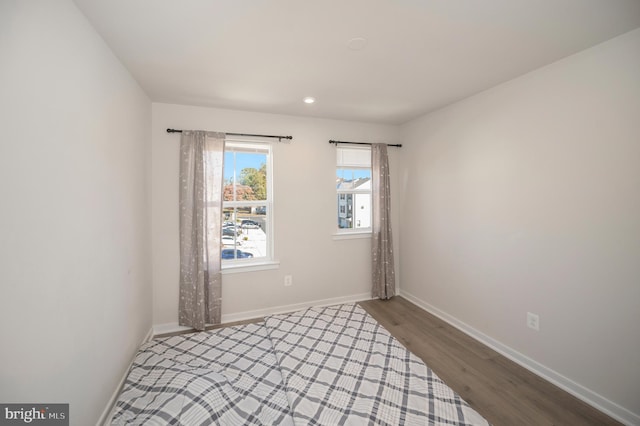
[111, 304, 489, 425]
[110, 323, 294, 425]
[265, 304, 488, 426]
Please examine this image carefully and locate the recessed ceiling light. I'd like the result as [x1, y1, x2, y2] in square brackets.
[303, 97, 316, 104]
[347, 37, 367, 50]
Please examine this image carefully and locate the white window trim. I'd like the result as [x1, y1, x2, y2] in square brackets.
[336, 145, 372, 236]
[222, 141, 276, 270]
[221, 260, 280, 274]
[332, 231, 371, 240]
[336, 188, 371, 195]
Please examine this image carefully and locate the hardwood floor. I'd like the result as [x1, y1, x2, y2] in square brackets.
[359, 296, 621, 426]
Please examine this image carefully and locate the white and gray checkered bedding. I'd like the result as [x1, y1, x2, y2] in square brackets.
[265, 304, 488, 426]
[110, 323, 294, 425]
[111, 304, 489, 425]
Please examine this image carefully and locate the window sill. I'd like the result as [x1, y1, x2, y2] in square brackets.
[332, 232, 372, 240]
[221, 260, 280, 274]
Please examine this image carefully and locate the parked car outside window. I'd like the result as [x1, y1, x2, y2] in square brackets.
[241, 219, 260, 229]
[221, 249, 253, 259]
[223, 227, 241, 237]
[221, 236, 241, 247]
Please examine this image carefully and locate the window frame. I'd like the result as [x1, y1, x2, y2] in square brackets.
[221, 140, 276, 270]
[335, 145, 373, 237]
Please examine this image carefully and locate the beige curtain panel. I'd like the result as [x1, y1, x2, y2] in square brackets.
[372, 143, 396, 299]
[179, 130, 225, 330]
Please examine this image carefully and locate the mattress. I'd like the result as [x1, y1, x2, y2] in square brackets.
[111, 304, 489, 425]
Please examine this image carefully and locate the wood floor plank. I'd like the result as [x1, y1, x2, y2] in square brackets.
[360, 300, 539, 424]
[359, 297, 622, 426]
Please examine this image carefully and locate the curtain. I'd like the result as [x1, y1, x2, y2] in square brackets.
[179, 131, 225, 330]
[372, 143, 396, 300]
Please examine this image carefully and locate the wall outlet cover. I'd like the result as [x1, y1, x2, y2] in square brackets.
[284, 275, 293, 287]
[527, 312, 540, 331]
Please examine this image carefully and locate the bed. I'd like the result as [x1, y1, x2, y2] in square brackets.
[111, 304, 489, 425]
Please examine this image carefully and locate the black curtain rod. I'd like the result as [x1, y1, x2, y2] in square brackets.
[329, 140, 402, 148]
[167, 128, 293, 141]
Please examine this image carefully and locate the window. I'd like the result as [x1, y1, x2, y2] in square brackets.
[221, 142, 272, 265]
[336, 146, 371, 233]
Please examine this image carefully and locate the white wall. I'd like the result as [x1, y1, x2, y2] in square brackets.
[152, 103, 400, 326]
[0, 2, 152, 425]
[400, 28, 640, 422]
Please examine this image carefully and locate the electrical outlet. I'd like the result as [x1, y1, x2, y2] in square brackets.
[527, 312, 540, 331]
[284, 275, 293, 287]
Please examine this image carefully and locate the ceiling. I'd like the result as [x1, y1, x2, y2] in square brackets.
[73, 0, 640, 124]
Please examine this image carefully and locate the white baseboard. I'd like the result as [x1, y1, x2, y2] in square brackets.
[152, 322, 193, 336]
[153, 292, 374, 336]
[221, 292, 373, 323]
[96, 326, 154, 426]
[399, 289, 640, 426]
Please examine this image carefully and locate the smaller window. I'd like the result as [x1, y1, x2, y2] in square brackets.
[336, 146, 372, 233]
